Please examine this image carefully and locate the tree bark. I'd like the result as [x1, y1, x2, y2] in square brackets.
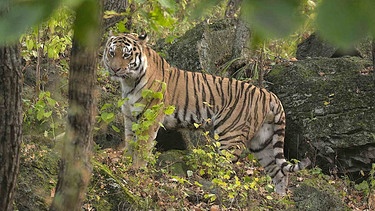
[49, 1, 101, 210]
[372, 38, 375, 82]
[0, 43, 23, 211]
[103, 0, 133, 30]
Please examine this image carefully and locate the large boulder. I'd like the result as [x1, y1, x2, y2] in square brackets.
[267, 57, 375, 177]
[155, 18, 251, 76]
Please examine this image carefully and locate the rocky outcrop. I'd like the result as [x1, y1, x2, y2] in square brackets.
[267, 57, 375, 177]
[155, 18, 251, 76]
[296, 33, 372, 60]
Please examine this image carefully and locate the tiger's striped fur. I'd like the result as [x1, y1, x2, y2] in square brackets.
[102, 33, 311, 195]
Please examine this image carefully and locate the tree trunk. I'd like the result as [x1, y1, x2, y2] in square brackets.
[49, 1, 101, 210]
[103, 0, 133, 30]
[372, 38, 375, 82]
[0, 44, 23, 211]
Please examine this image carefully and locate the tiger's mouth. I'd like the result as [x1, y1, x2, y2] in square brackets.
[109, 68, 129, 78]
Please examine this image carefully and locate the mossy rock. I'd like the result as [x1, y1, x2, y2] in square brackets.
[157, 150, 189, 177]
[267, 57, 375, 178]
[293, 183, 349, 211]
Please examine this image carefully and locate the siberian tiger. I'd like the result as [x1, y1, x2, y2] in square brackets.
[102, 33, 311, 195]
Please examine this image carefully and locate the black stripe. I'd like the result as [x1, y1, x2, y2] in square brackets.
[264, 159, 276, 169]
[183, 71, 189, 119]
[274, 128, 285, 136]
[275, 152, 284, 159]
[273, 141, 284, 149]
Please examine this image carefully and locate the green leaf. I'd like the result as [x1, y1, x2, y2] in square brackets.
[163, 105, 175, 115]
[43, 111, 52, 118]
[46, 97, 56, 107]
[117, 98, 127, 107]
[132, 123, 139, 131]
[0, 0, 60, 44]
[26, 39, 35, 51]
[134, 103, 145, 108]
[158, 0, 177, 10]
[153, 92, 163, 100]
[190, 0, 222, 19]
[241, 0, 304, 38]
[111, 125, 120, 133]
[316, 0, 371, 48]
[72, 0, 100, 47]
[142, 89, 153, 99]
[101, 112, 114, 123]
[37, 110, 45, 121]
[100, 103, 113, 111]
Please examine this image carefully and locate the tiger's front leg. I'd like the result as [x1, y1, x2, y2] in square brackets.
[121, 103, 136, 154]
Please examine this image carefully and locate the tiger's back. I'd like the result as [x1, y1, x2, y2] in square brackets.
[103, 33, 311, 195]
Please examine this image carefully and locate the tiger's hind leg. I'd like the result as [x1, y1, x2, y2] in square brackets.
[248, 122, 289, 194]
[248, 113, 311, 195]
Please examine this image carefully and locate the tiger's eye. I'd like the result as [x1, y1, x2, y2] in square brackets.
[109, 49, 115, 57]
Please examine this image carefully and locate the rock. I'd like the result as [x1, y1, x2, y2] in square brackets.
[155, 18, 251, 76]
[157, 150, 189, 177]
[267, 57, 375, 178]
[293, 184, 348, 211]
[296, 33, 372, 60]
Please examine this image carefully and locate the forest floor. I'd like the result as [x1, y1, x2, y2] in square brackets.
[15, 136, 373, 211]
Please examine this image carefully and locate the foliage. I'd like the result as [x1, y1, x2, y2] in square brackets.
[185, 141, 278, 208]
[96, 98, 126, 133]
[23, 91, 66, 139]
[354, 164, 375, 197]
[20, 7, 74, 62]
[130, 80, 175, 165]
[108, 0, 226, 43]
[0, 0, 60, 44]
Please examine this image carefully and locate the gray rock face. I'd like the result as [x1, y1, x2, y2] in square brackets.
[155, 18, 251, 76]
[267, 57, 375, 177]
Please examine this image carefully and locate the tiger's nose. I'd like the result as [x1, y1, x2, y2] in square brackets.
[111, 67, 121, 73]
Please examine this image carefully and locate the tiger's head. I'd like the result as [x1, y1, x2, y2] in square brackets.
[103, 33, 148, 80]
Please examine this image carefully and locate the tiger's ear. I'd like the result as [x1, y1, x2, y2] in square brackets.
[109, 30, 114, 37]
[138, 34, 148, 45]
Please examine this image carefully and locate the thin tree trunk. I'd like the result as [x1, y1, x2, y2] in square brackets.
[0, 43, 23, 211]
[49, 1, 101, 210]
[372, 38, 375, 83]
[103, 0, 129, 30]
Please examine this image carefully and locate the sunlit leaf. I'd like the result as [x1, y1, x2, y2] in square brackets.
[193, 123, 200, 128]
[158, 122, 166, 130]
[153, 92, 163, 100]
[163, 105, 175, 115]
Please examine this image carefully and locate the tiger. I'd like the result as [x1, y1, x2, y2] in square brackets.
[102, 33, 311, 195]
